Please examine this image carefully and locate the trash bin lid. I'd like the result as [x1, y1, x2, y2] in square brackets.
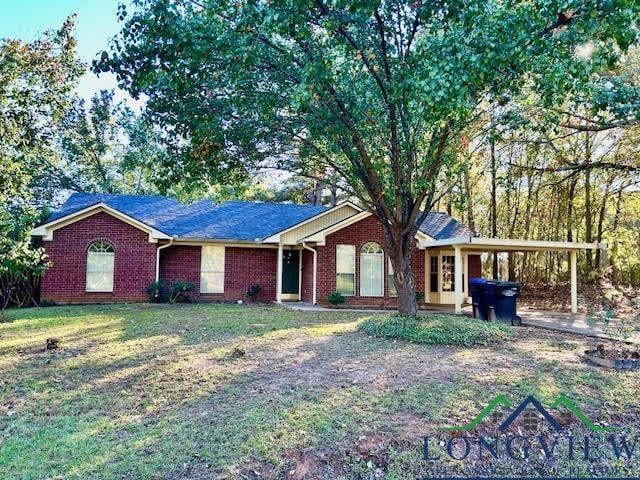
[493, 281, 522, 288]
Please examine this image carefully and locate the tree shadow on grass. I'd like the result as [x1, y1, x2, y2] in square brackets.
[4, 306, 640, 479]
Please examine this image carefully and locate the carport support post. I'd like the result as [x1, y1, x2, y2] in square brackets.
[570, 250, 577, 314]
[454, 246, 463, 314]
[276, 243, 283, 303]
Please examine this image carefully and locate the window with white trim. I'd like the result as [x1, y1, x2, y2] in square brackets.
[360, 242, 383, 297]
[86, 241, 115, 292]
[201, 245, 225, 293]
[388, 257, 397, 297]
[442, 255, 455, 292]
[336, 245, 355, 295]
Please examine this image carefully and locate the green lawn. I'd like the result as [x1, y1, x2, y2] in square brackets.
[1, 304, 639, 479]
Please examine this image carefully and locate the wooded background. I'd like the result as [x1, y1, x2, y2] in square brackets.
[1, 14, 638, 315]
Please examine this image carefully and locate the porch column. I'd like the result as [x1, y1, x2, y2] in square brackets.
[276, 243, 283, 303]
[312, 249, 317, 305]
[454, 245, 463, 314]
[570, 249, 577, 314]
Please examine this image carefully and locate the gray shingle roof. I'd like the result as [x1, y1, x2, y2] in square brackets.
[45, 193, 327, 241]
[418, 211, 474, 239]
[46, 193, 184, 232]
[45, 193, 472, 242]
[163, 200, 327, 241]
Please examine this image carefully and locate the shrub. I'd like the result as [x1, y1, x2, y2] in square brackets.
[415, 292, 425, 304]
[246, 283, 262, 302]
[359, 314, 514, 346]
[145, 280, 167, 303]
[170, 280, 196, 304]
[327, 291, 346, 306]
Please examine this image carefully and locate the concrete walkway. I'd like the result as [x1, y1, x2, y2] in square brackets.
[519, 308, 639, 344]
[282, 302, 639, 343]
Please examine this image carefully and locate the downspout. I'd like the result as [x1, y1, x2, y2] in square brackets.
[156, 237, 175, 282]
[302, 242, 317, 305]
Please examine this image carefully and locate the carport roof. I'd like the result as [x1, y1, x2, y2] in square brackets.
[419, 236, 605, 251]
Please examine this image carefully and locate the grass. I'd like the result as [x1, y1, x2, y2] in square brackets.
[1, 303, 639, 479]
[360, 314, 515, 346]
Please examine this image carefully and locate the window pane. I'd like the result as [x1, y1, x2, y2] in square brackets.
[388, 258, 397, 296]
[361, 254, 383, 296]
[201, 245, 225, 271]
[201, 246, 225, 293]
[336, 245, 355, 273]
[200, 272, 224, 294]
[86, 251, 114, 292]
[336, 273, 355, 295]
[336, 245, 355, 295]
[442, 255, 455, 292]
[429, 256, 438, 292]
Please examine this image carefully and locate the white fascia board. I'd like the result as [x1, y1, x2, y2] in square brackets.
[415, 229, 433, 243]
[261, 201, 363, 243]
[419, 236, 605, 251]
[31, 203, 171, 243]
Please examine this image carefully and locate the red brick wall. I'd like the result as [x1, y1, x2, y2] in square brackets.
[224, 247, 277, 302]
[41, 212, 157, 303]
[160, 245, 201, 291]
[301, 249, 314, 303]
[160, 245, 277, 302]
[315, 215, 425, 307]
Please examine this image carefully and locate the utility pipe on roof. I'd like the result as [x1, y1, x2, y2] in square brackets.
[302, 242, 317, 305]
[156, 237, 175, 282]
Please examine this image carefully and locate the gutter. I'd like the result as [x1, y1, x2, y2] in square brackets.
[155, 237, 175, 282]
[302, 242, 317, 305]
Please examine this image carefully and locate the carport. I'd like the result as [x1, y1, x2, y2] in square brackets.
[418, 237, 605, 314]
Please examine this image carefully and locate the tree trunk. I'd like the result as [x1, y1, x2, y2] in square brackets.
[567, 176, 577, 241]
[329, 186, 337, 207]
[611, 185, 625, 281]
[583, 131, 593, 269]
[463, 167, 476, 233]
[386, 229, 418, 317]
[489, 135, 498, 279]
[584, 167, 593, 268]
[595, 175, 612, 269]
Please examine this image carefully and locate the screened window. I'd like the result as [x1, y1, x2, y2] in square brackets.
[442, 255, 455, 292]
[336, 245, 355, 295]
[430, 256, 438, 293]
[388, 258, 397, 297]
[201, 245, 225, 293]
[86, 241, 115, 292]
[360, 242, 383, 297]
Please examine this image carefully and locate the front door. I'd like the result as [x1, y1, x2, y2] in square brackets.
[282, 250, 300, 297]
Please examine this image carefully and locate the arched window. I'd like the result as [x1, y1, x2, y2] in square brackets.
[86, 241, 115, 292]
[360, 242, 383, 296]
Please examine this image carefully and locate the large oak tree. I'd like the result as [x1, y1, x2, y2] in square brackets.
[98, 0, 638, 315]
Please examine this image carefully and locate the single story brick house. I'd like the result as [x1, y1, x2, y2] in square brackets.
[32, 193, 601, 312]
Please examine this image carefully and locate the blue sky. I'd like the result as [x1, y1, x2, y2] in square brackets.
[0, 0, 134, 104]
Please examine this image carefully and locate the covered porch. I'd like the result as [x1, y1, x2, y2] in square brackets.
[418, 237, 605, 314]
